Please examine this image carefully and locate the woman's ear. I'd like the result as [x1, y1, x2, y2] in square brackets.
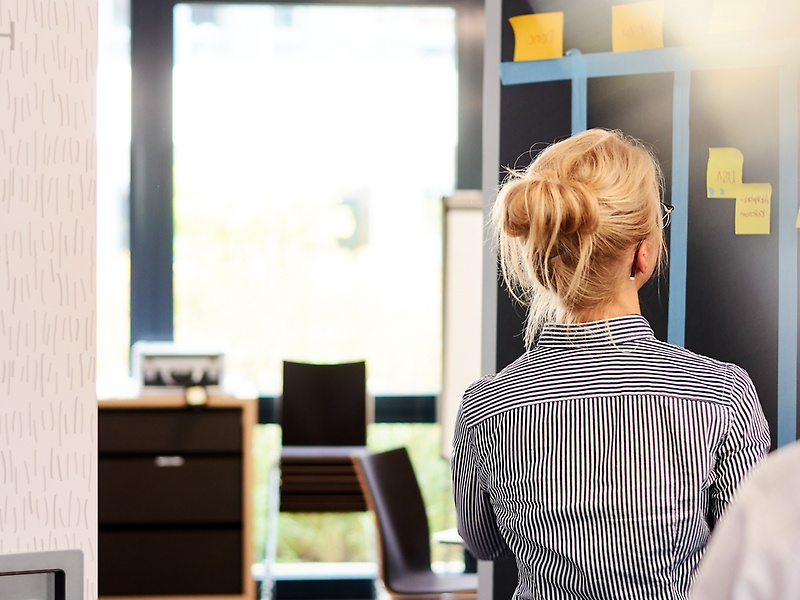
[636, 240, 656, 282]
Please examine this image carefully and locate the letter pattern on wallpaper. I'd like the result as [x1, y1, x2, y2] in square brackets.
[0, 2, 97, 599]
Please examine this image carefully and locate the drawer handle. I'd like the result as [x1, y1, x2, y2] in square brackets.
[154, 456, 185, 467]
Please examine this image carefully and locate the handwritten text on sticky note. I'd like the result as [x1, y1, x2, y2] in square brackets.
[735, 183, 771, 235]
[509, 12, 564, 62]
[612, 1, 664, 52]
[707, 147, 744, 198]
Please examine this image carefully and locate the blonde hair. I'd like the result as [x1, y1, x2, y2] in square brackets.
[492, 128, 665, 348]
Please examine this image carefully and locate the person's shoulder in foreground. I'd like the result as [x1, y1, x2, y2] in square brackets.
[690, 440, 800, 600]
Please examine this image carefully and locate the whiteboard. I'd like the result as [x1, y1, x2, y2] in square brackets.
[440, 190, 485, 458]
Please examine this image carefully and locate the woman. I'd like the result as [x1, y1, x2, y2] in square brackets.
[451, 129, 770, 599]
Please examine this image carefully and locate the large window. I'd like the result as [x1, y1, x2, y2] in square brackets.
[97, 0, 485, 401]
[172, 3, 457, 396]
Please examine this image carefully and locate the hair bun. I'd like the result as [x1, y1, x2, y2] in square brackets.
[499, 178, 533, 238]
[519, 175, 599, 244]
[498, 173, 600, 243]
[551, 178, 599, 237]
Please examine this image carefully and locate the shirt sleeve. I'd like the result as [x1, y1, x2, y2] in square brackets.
[708, 364, 771, 526]
[450, 395, 512, 561]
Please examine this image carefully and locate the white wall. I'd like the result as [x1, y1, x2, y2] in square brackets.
[0, 2, 97, 599]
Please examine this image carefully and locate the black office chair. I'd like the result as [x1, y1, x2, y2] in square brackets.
[352, 447, 478, 599]
[262, 360, 372, 600]
[277, 359, 369, 512]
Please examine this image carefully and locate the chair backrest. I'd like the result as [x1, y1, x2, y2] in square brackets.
[352, 447, 433, 587]
[279, 360, 367, 447]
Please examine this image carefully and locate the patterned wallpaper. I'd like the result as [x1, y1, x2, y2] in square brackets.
[0, 1, 97, 598]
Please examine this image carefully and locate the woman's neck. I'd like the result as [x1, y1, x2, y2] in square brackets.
[571, 288, 642, 323]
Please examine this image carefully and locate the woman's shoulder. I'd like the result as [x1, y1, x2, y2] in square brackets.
[641, 337, 758, 411]
[459, 353, 535, 412]
[647, 336, 750, 379]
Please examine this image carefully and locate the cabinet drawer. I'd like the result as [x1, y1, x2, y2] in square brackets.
[98, 408, 242, 453]
[99, 456, 242, 524]
[98, 528, 243, 596]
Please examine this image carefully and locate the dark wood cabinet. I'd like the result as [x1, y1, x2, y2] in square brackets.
[98, 397, 256, 600]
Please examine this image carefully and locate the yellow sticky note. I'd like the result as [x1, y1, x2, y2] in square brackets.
[735, 183, 771, 235]
[707, 148, 744, 198]
[509, 12, 564, 62]
[612, 1, 664, 52]
[709, 0, 768, 34]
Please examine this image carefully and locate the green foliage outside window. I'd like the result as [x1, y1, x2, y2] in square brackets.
[251, 423, 463, 567]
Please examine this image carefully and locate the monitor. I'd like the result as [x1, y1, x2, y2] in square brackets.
[0, 550, 83, 600]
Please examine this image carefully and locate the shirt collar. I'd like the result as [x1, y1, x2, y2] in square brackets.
[536, 314, 656, 349]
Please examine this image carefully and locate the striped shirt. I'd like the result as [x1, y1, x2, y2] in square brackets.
[451, 315, 770, 600]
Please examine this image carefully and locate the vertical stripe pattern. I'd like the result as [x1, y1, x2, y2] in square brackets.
[451, 315, 770, 600]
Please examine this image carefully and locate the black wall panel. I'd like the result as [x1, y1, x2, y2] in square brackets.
[685, 68, 782, 445]
[496, 80, 571, 371]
